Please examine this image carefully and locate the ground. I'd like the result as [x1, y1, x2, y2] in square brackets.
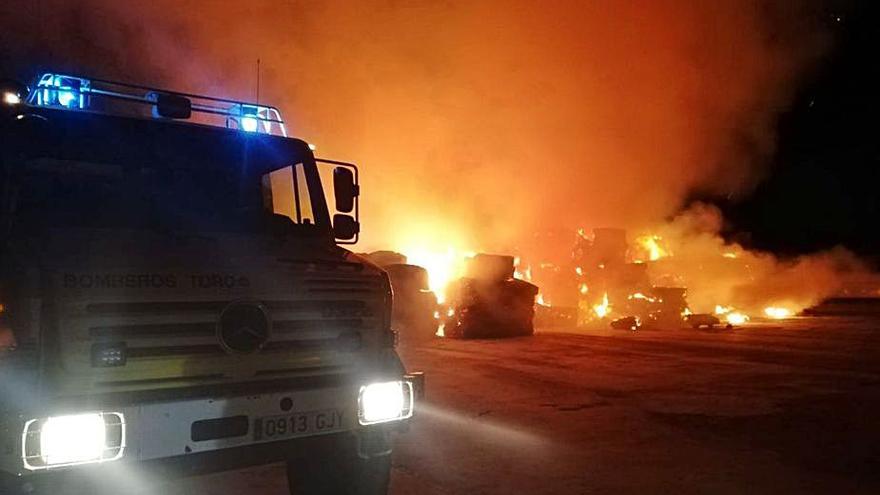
[168, 317, 880, 494]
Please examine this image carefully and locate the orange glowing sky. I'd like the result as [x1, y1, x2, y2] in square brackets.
[0, 1, 829, 253]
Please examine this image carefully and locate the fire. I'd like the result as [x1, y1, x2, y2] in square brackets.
[764, 307, 791, 319]
[725, 312, 749, 325]
[402, 247, 472, 303]
[514, 263, 532, 282]
[714, 305, 749, 325]
[636, 235, 670, 261]
[536, 293, 551, 306]
[575, 266, 583, 276]
[579, 283, 589, 295]
[722, 252, 738, 259]
[628, 292, 656, 302]
[593, 292, 610, 318]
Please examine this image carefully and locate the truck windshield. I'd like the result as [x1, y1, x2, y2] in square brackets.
[3, 156, 326, 235]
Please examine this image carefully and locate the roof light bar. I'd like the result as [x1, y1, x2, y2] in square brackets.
[26, 72, 288, 137]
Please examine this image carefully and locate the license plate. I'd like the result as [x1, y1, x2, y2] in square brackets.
[254, 409, 344, 441]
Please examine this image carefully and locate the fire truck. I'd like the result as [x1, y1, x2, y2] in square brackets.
[0, 74, 421, 494]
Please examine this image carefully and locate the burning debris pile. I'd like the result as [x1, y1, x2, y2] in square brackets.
[518, 205, 872, 331]
[378, 205, 873, 339]
[440, 254, 539, 339]
[365, 250, 539, 341]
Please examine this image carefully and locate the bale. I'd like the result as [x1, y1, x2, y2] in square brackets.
[465, 254, 515, 282]
[364, 250, 407, 267]
[385, 264, 430, 291]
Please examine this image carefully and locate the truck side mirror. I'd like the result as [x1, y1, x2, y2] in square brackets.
[333, 167, 358, 213]
[333, 214, 360, 241]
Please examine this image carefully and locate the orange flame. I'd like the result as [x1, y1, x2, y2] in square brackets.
[725, 312, 749, 325]
[400, 247, 475, 303]
[593, 292, 610, 318]
[764, 307, 791, 319]
[636, 235, 670, 261]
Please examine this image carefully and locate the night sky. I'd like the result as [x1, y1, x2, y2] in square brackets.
[713, 0, 879, 259]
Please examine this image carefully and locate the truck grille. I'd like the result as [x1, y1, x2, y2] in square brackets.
[57, 289, 383, 391]
[82, 299, 373, 358]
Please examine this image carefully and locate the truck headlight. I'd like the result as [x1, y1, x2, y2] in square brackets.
[358, 381, 414, 425]
[22, 412, 125, 470]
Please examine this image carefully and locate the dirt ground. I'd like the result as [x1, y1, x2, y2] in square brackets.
[167, 317, 880, 494]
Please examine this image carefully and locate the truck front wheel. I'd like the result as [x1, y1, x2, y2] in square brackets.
[286, 444, 391, 495]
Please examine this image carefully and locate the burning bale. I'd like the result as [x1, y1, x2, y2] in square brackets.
[644, 287, 690, 329]
[364, 251, 439, 343]
[442, 254, 539, 339]
[384, 264, 440, 342]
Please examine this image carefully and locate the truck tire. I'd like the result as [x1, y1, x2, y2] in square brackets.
[286, 448, 391, 495]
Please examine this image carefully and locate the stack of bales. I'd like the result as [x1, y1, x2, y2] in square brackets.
[444, 254, 539, 339]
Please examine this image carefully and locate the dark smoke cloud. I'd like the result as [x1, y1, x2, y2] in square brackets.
[1, 0, 829, 253]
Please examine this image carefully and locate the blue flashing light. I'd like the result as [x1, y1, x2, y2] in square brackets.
[241, 116, 259, 133]
[234, 104, 287, 136]
[32, 74, 90, 110]
[238, 104, 262, 133]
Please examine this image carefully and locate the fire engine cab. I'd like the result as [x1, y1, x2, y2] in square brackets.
[0, 73, 421, 494]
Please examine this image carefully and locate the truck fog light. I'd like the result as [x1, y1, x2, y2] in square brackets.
[358, 381, 414, 425]
[91, 342, 127, 367]
[23, 412, 125, 470]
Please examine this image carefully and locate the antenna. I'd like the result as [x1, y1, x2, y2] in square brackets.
[256, 58, 261, 104]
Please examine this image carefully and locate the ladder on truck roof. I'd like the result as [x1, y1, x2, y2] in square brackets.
[26, 72, 288, 137]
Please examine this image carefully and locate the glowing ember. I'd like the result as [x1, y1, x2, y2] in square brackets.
[722, 252, 738, 259]
[433, 310, 444, 337]
[593, 293, 610, 318]
[681, 307, 693, 317]
[575, 266, 583, 276]
[764, 307, 791, 319]
[636, 235, 670, 261]
[579, 283, 589, 295]
[628, 292, 656, 302]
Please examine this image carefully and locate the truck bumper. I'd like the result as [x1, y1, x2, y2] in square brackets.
[1, 430, 382, 494]
[2, 371, 423, 479]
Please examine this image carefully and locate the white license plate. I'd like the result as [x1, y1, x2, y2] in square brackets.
[254, 409, 345, 441]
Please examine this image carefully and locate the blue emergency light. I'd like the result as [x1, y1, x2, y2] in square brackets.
[33, 74, 89, 110]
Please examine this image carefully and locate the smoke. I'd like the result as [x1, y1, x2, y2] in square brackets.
[643, 204, 867, 314]
[3, 0, 856, 310]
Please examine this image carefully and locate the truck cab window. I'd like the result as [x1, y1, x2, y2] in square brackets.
[262, 163, 315, 225]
